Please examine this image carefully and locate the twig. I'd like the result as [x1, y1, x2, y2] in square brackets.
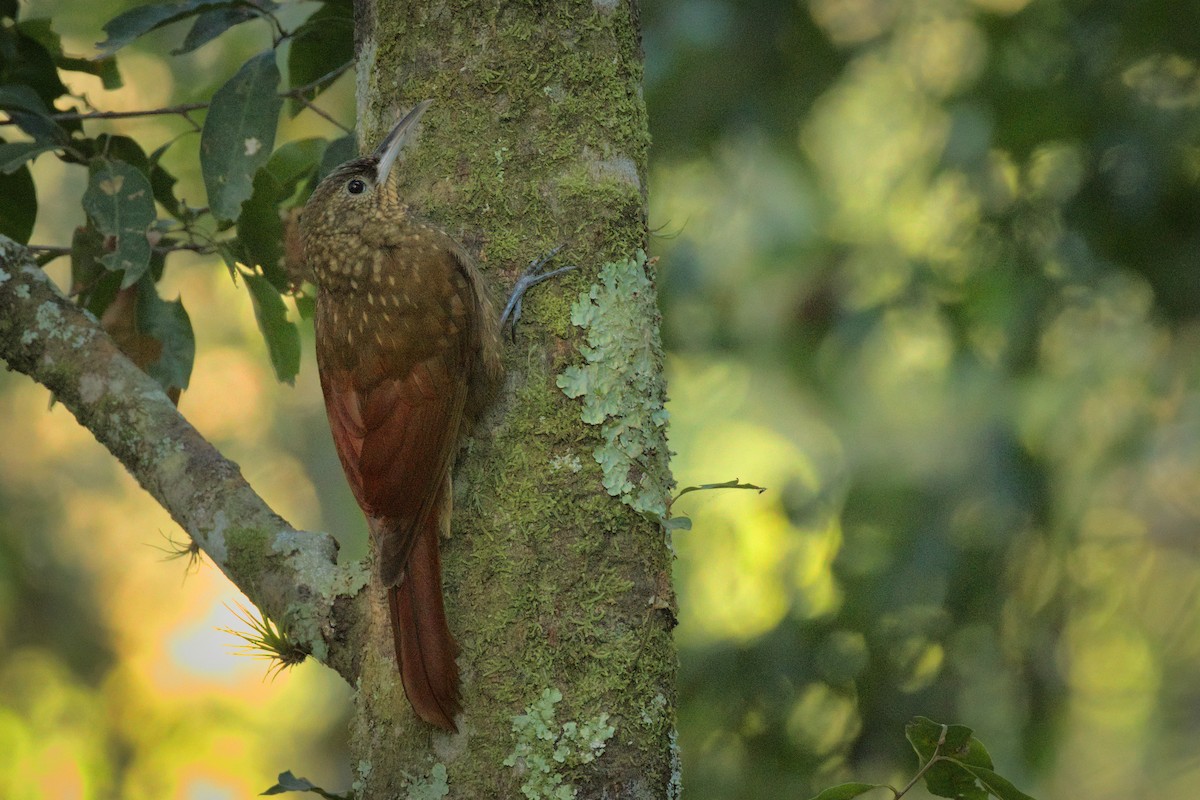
[0, 61, 353, 129]
[15, 102, 210, 124]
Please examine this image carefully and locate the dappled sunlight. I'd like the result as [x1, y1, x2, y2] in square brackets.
[668, 357, 845, 644]
[8, 0, 1200, 797]
[651, 2, 1200, 797]
[802, 60, 947, 241]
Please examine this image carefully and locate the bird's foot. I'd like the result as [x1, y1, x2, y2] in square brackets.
[499, 245, 577, 337]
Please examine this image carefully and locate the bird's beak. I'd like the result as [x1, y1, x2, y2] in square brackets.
[373, 99, 432, 187]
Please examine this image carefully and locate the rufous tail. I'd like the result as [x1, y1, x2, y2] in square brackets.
[386, 519, 461, 731]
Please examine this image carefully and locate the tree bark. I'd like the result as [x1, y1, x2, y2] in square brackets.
[349, 1, 678, 797]
[0, 0, 677, 796]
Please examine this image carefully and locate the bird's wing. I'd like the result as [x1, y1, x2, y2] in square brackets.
[315, 241, 481, 586]
[319, 346, 468, 580]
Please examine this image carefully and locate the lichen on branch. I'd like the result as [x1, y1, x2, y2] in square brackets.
[0, 234, 366, 683]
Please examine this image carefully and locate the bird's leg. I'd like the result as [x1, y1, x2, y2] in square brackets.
[500, 245, 577, 338]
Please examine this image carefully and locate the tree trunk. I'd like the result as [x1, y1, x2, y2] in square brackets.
[347, 1, 679, 797]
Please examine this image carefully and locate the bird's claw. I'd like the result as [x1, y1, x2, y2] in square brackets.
[500, 245, 576, 338]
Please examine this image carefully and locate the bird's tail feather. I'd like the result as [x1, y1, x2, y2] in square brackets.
[387, 518, 461, 731]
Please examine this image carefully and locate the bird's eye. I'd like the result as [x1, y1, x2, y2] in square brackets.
[347, 178, 366, 195]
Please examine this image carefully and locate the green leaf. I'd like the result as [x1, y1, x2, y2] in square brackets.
[0, 140, 35, 242]
[149, 140, 186, 220]
[266, 137, 326, 195]
[236, 169, 286, 288]
[82, 159, 156, 288]
[905, 716, 944, 761]
[95, 0, 260, 57]
[806, 783, 884, 800]
[0, 140, 58, 173]
[174, 5, 257, 54]
[286, 1, 352, 116]
[17, 18, 122, 89]
[136, 275, 195, 394]
[0, 25, 68, 105]
[954, 734, 995, 770]
[949, 762, 1039, 800]
[662, 515, 692, 531]
[90, 133, 150, 173]
[201, 50, 283, 222]
[245, 272, 300, 383]
[0, 83, 50, 114]
[673, 478, 767, 502]
[260, 770, 349, 799]
[233, 137, 325, 287]
[316, 133, 356, 181]
[71, 224, 120, 317]
[0, 84, 65, 143]
[924, 759, 989, 800]
[293, 293, 315, 320]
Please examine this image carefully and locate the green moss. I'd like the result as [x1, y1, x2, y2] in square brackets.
[348, 2, 674, 794]
[224, 526, 270, 586]
[556, 251, 673, 519]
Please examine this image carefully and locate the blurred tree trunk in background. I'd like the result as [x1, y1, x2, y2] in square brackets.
[347, 1, 678, 796]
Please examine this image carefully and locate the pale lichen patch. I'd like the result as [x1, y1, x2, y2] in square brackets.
[79, 373, 106, 404]
[404, 762, 450, 800]
[502, 687, 616, 800]
[556, 251, 673, 519]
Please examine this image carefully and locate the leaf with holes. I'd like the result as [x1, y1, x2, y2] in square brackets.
[82, 159, 156, 288]
[201, 50, 283, 222]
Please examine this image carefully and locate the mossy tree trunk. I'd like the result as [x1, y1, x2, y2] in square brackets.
[347, 1, 678, 797]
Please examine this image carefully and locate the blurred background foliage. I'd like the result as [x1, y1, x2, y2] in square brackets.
[2, 0, 1199, 798]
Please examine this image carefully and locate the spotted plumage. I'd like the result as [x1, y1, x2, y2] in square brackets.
[300, 101, 501, 731]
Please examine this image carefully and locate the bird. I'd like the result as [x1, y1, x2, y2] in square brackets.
[300, 100, 503, 731]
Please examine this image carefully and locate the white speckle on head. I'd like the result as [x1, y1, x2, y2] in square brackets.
[15, 284, 30, 299]
[0, 268, 10, 284]
[244, 137, 262, 156]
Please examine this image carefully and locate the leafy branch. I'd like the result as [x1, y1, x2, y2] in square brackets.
[0, 0, 358, 393]
[657, 478, 767, 532]
[808, 717, 1037, 800]
[0, 61, 352, 131]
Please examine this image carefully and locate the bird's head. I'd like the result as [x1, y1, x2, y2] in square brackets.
[301, 99, 431, 238]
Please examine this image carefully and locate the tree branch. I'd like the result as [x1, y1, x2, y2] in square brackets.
[0, 235, 366, 684]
